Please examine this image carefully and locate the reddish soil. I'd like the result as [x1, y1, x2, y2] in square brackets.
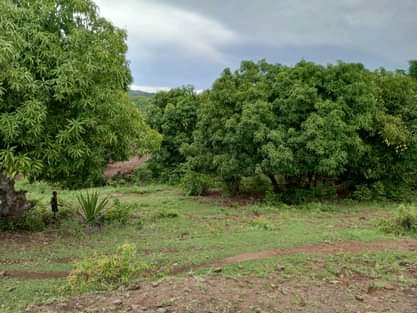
[27, 274, 417, 313]
[3, 239, 416, 281]
[3, 239, 415, 312]
[1, 270, 68, 280]
[170, 239, 417, 274]
[104, 155, 150, 178]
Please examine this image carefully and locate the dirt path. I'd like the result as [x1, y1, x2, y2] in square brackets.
[1, 270, 68, 280]
[3, 239, 416, 280]
[219, 239, 417, 265]
[170, 239, 417, 274]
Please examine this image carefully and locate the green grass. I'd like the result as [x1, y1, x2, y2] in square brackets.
[0, 279, 65, 313]
[1, 180, 416, 312]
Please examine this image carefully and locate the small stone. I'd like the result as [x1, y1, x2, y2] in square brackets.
[128, 283, 141, 290]
[276, 264, 285, 272]
[355, 294, 364, 302]
[384, 284, 395, 290]
[157, 308, 167, 313]
[152, 282, 159, 288]
[112, 299, 123, 305]
[330, 280, 340, 284]
[129, 304, 140, 311]
[270, 283, 277, 289]
[213, 267, 223, 273]
[280, 287, 288, 295]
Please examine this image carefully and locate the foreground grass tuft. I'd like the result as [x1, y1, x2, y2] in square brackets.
[67, 243, 148, 292]
[379, 204, 417, 236]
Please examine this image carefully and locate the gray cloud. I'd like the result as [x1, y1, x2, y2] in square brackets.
[94, 0, 241, 65]
[93, 0, 416, 90]
[165, 0, 417, 62]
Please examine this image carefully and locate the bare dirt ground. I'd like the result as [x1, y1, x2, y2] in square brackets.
[104, 155, 150, 178]
[3, 239, 415, 312]
[27, 273, 417, 313]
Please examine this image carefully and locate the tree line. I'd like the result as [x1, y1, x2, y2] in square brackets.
[2, 0, 417, 218]
[141, 60, 417, 203]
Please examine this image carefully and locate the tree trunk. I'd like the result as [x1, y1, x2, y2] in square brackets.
[0, 174, 32, 219]
[267, 174, 280, 193]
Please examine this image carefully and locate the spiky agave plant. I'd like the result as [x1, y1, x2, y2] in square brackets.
[76, 190, 111, 225]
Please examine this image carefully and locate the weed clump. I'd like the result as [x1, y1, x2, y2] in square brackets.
[379, 204, 417, 235]
[156, 209, 179, 219]
[248, 218, 276, 231]
[67, 243, 148, 292]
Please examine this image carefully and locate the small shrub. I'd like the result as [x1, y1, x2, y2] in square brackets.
[0, 206, 47, 232]
[379, 204, 417, 235]
[67, 243, 148, 291]
[352, 183, 386, 201]
[155, 209, 179, 219]
[279, 184, 336, 205]
[58, 219, 85, 239]
[263, 191, 283, 205]
[58, 202, 77, 219]
[240, 175, 272, 195]
[77, 191, 111, 225]
[181, 171, 212, 196]
[103, 204, 132, 225]
[132, 166, 154, 184]
[248, 218, 275, 231]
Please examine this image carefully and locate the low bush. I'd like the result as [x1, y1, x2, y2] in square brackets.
[248, 218, 276, 231]
[154, 209, 179, 219]
[103, 200, 134, 225]
[379, 204, 417, 235]
[181, 171, 213, 196]
[67, 243, 148, 291]
[0, 206, 48, 232]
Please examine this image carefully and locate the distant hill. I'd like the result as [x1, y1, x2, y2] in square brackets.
[128, 89, 155, 97]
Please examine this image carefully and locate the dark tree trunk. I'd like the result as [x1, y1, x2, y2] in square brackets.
[267, 174, 280, 193]
[0, 174, 32, 219]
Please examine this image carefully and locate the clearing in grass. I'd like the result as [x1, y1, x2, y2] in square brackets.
[0, 181, 416, 313]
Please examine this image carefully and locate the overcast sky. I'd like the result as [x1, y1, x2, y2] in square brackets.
[94, 0, 417, 92]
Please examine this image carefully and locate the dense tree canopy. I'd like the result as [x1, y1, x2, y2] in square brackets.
[142, 86, 200, 182]
[409, 60, 417, 80]
[0, 0, 160, 189]
[178, 60, 417, 201]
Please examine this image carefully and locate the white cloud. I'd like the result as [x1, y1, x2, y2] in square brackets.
[130, 85, 171, 93]
[130, 85, 204, 94]
[94, 0, 241, 64]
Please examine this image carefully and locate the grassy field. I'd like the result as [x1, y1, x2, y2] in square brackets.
[1, 181, 417, 312]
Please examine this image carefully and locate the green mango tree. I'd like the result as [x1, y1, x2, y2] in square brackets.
[0, 0, 161, 218]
